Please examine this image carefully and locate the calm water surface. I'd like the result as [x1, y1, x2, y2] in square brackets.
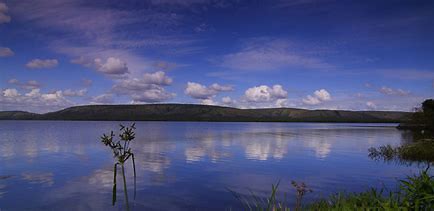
[0, 121, 420, 210]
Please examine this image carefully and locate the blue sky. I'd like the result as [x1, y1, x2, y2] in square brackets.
[0, 0, 433, 113]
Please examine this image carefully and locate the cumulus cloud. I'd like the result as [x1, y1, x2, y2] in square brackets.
[111, 72, 175, 103]
[366, 101, 377, 110]
[244, 85, 287, 102]
[3, 88, 20, 97]
[95, 57, 128, 75]
[130, 87, 175, 102]
[0, 47, 14, 57]
[26, 59, 58, 69]
[200, 98, 218, 105]
[209, 83, 233, 91]
[302, 95, 321, 105]
[143, 71, 173, 85]
[0, 2, 11, 24]
[1, 88, 73, 112]
[220, 38, 332, 71]
[275, 99, 289, 108]
[41, 91, 64, 101]
[63, 89, 87, 97]
[25, 88, 41, 97]
[314, 89, 331, 101]
[8, 79, 41, 90]
[185, 82, 233, 100]
[379, 86, 410, 96]
[72, 57, 129, 75]
[221, 96, 236, 106]
[302, 89, 331, 105]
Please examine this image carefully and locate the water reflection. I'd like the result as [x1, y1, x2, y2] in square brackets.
[21, 172, 54, 186]
[0, 121, 420, 210]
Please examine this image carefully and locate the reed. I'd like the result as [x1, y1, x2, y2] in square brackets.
[101, 123, 137, 210]
[230, 169, 433, 210]
[309, 168, 434, 210]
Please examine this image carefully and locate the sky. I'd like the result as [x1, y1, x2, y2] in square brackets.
[0, 0, 433, 113]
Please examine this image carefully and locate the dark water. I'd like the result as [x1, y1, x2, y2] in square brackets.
[0, 121, 420, 210]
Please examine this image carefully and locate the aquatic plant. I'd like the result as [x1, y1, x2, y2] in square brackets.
[101, 123, 137, 210]
[368, 139, 434, 163]
[291, 181, 312, 211]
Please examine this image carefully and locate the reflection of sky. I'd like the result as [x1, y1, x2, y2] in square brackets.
[0, 121, 421, 210]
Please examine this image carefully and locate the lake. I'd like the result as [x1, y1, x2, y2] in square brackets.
[0, 121, 420, 210]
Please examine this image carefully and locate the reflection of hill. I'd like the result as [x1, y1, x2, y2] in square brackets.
[0, 104, 410, 122]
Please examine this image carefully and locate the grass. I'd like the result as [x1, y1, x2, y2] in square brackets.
[229, 180, 312, 211]
[231, 169, 433, 210]
[309, 168, 434, 210]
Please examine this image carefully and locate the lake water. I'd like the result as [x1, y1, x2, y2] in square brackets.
[0, 121, 421, 210]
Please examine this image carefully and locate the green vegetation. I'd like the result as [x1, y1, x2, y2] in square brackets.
[368, 139, 434, 163]
[0, 104, 410, 122]
[101, 123, 137, 210]
[229, 180, 312, 211]
[309, 169, 434, 210]
[398, 99, 434, 133]
[232, 169, 433, 210]
[371, 99, 434, 163]
[230, 100, 434, 210]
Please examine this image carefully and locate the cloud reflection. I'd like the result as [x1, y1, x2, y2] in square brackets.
[21, 172, 54, 186]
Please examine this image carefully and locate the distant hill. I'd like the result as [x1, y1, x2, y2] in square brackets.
[0, 104, 411, 123]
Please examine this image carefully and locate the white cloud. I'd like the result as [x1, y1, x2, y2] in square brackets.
[41, 91, 64, 101]
[220, 38, 332, 71]
[95, 57, 129, 75]
[221, 96, 235, 106]
[302, 89, 331, 105]
[8, 79, 41, 90]
[379, 86, 410, 96]
[0, 47, 14, 57]
[185, 82, 233, 100]
[25, 89, 41, 98]
[63, 89, 87, 97]
[130, 87, 175, 102]
[366, 101, 377, 110]
[11, 0, 195, 78]
[244, 85, 287, 102]
[275, 99, 288, 107]
[0, 2, 11, 24]
[72, 56, 129, 75]
[3, 88, 20, 97]
[210, 83, 233, 91]
[143, 71, 173, 85]
[0, 88, 73, 113]
[91, 94, 114, 104]
[26, 59, 58, 69]
[314, 89, 331, 101]
[8, 79, 18, 84]
[111, 72, 175, 103]
[200, 99, 217, 105]
[302, 95, 321, 105]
